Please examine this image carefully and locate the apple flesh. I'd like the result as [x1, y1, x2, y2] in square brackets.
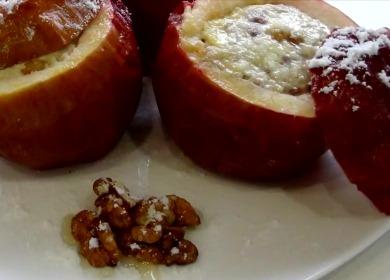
[153, 0, 355, 179]
[310, 27, 390, 214]
[0, 0, 142, 169]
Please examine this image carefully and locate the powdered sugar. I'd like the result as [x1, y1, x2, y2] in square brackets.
[309, 56, 333, 69]
[88, 237, 99, 249]
[170, 247, 179, 255]
[147, 204, 165, 223]
[0, 0, 24, 15]
[319, 80, 338, 94]
[154, 224, 162, 232]
[352, 105, 360, 112]
[310, 27, 390, 89]
[98, 221, 110, 232]
[83, 0, 100, 13]
[345, 73, 360, 85]
[378, 70, 390, 88]
[129, 243, 141, 250]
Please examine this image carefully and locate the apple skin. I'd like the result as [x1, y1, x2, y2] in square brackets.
[125, 0, 185, 70]
[152, 1, 352, 180]
[0, 0, 142, 169]
[311, 28, 390, 214]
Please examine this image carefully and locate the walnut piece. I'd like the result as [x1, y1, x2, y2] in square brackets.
[71, 178, 201, 267]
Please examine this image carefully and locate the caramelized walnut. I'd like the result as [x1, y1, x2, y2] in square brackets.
[116, 230, 139, 256]
[168, 195, 201, 227]
[131, 223, 163, 244]
[134, 197, 175, 226]
[71, 178, 200, 267]
[95, 193, 132, 229]
[160, 227, 186, 251]
[0, 0, 102, 69]
[134, 247, 164, 264]
[164, 240, 199, 266]
[93, 177, 138, 207]
[71, 210, 95, 242]
[71, 211, 120, 267]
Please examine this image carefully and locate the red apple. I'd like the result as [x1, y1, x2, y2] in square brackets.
[310, 27, 390, 213]
[125, 0, 185, 69]
[153, 0, 355, 179]
[0, 0, 142, 169]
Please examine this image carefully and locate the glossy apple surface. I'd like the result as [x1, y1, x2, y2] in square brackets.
[0, 0, 102, 68]
[153, 0, 355, 179]
[0, 0, 142, 169]
[310, 27, 390, 213]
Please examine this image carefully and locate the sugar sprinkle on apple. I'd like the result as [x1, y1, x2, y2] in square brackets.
[310, 27, 390, 214]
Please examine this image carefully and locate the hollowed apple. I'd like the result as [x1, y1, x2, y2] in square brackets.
[0, 0, 142, 169]
[310, 27, 390, 213]
[153, 0, 355, 179]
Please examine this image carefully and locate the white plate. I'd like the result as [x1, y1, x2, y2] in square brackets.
[0, 2, 389, 280]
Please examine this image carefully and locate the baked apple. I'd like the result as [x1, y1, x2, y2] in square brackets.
[153, 0, 355, 179]
[0, 0, 142, 169]
[310, 27, 390, 213]
[126, 0, 184, 68]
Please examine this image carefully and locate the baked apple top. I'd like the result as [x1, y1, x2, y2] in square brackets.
[0, 0, 101, 69]
[179, 0, 353, 117]
[0, 0, 121, 95]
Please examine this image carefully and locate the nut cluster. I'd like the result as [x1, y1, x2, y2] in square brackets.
[71, 178, 201, 267]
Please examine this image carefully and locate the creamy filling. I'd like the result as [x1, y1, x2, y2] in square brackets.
[180, 1, 330, 117]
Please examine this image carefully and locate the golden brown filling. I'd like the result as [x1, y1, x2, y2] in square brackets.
[0, 0, 101, 69]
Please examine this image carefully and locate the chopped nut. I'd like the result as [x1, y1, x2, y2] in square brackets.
[134, 197, 175, 226]
[95, 193, 132, 229]
[164, 240, 198, 266]
[71, 211, 120, 267]
[131, 223, 163, 244]
[168, 195, 201, 227]
[93, 177, 138, 207]
[160, 227, 186, 251]
[72, 179, 200, 267]
[71, 210, 95, 242]
[135, 247, 164, 264]
[80, 240, 117, 267]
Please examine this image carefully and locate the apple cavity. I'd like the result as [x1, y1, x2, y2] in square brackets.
[310, 27, 390, 214]
[153, 0, 355, 179]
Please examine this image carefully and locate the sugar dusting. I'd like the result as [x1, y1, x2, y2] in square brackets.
[38, 0, 102, 33]
[378, 69, 390, 88]
[0, 0, 24, 15]
[170, 247, 179, 255]
[310, 27, 390, 90]
[319, 80, 338, 94]
[88, 237, 99, 249]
